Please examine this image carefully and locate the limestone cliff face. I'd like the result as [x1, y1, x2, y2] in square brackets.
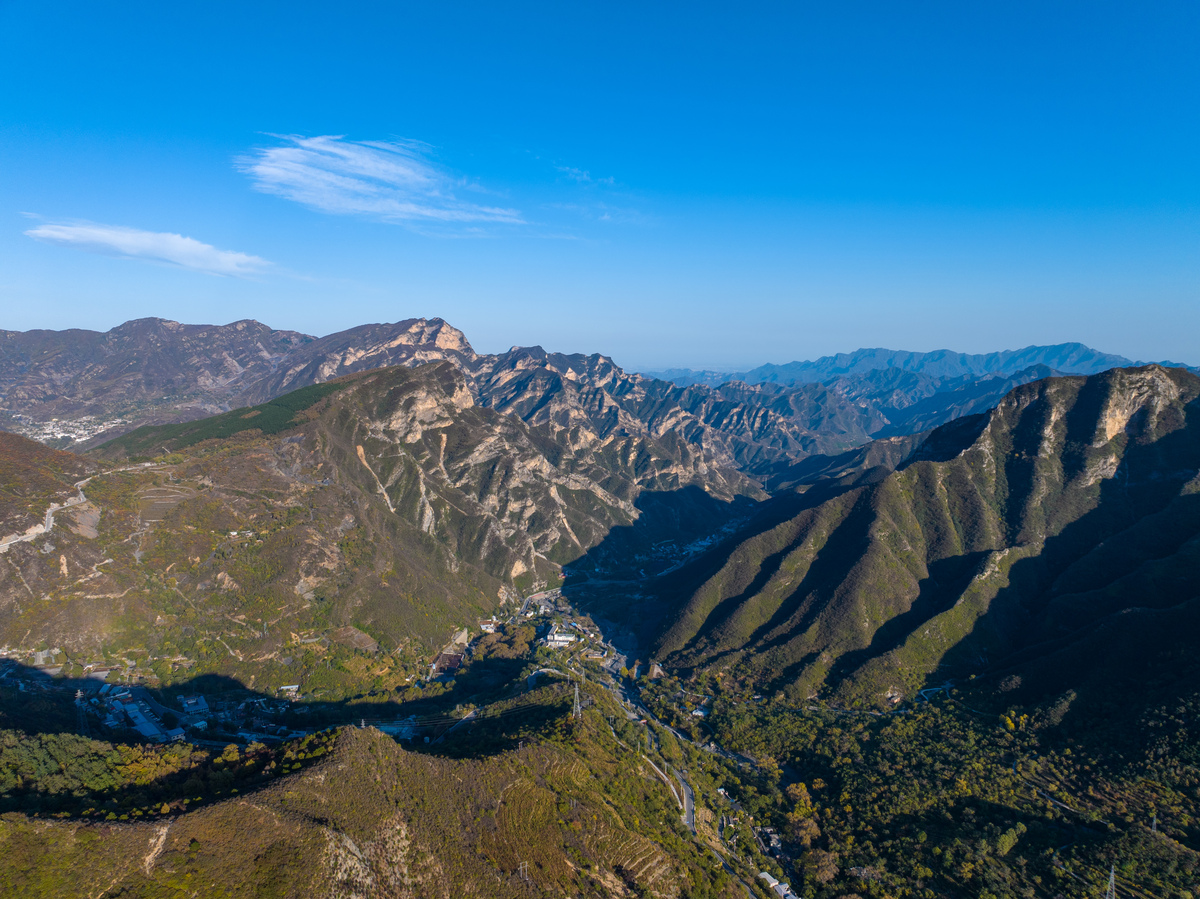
[653, 366, 1200, 706]
[242, 318, 477, 403]
[467, 346, 875, 481]
[319, 362, 761, 585]
[244, 333, 888, 487]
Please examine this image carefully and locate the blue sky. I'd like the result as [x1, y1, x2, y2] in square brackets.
[1, 2, 1197, 370]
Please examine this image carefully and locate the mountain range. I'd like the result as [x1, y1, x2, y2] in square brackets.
[4, 317, 1200, 898]
[4, 318, 1185, 484]
[3, 318, 1196, 679]
[0, 363, 746, 659]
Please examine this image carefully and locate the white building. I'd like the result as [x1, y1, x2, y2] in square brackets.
[543, 625, 577, 648]
[757, 873, 798, 899]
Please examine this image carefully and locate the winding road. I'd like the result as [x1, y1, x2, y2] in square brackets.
[0, 463, 162, 554]
[0, 479, 90, 553]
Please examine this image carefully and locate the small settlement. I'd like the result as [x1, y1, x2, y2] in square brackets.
[0, 582, 624, 749]
[757, 872, 800, 899]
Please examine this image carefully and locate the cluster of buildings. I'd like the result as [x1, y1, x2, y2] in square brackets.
[757, 872, 800, 899]
[218, 696, 306, 742]
[6, 413, 128, 446]
[522, 588, 567, 617]
[0, 645, 160, 688]
[79, 682, 304, 745]
[498, 589, 609, 657]
[178, 692, 304, 743]
[539, 620, 612, 661]
[0, 646, 65, 676]
[429, 595, 615, 682]
[179, 694, 210, 721]
[88, 684, 186, 742]
[431, 651, 464, 677]
[757, 825, 785, 857]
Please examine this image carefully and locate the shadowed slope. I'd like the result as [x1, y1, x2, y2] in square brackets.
[650, 366, 1200, 705]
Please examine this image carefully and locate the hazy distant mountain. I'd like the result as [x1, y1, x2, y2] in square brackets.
[644, 341, 1194, 387]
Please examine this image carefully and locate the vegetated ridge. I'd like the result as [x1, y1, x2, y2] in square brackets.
[0, 694, 744, 899]
[649, 365, 1200, 707]
[0, 359, 767, 672]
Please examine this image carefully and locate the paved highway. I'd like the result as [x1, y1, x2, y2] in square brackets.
[673, 766, 696, 832]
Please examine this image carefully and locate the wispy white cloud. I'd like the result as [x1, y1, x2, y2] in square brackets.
[238, 134, 523, 229]
[25, 221, 271, 277]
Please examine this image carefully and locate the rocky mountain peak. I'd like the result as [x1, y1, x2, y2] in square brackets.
[1090, 364, 1190, 445]
[423, 317, 473, 353]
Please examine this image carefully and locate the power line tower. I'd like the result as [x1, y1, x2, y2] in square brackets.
[518, 861, 530, 882]
[1104, 865, 1116, 899]
[573, 682, 582, 720]
[74, 689, 90, 737]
